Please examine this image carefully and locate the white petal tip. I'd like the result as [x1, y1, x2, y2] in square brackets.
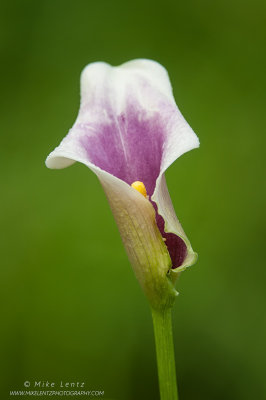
[45, 155, 76, 169]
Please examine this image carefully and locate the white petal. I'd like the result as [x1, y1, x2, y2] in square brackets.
[46, 59, 199, 299]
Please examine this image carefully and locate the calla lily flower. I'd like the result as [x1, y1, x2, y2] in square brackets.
[46, 59, 199, 311]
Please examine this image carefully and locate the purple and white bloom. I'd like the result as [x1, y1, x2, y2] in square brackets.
[46, 59, 199, 310]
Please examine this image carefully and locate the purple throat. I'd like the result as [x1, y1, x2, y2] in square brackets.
[77, 97, 187, 269]
[153, 203, 187, 269]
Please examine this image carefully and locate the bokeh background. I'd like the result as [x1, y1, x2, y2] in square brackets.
[1, 0, 265, 399]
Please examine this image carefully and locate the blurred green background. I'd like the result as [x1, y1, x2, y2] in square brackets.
[0, 0, 265, 399]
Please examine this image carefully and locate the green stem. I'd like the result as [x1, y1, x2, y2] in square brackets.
[151, 308, 179, 400]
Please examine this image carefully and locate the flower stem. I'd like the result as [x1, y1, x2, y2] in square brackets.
[151, 308, 179, 400]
